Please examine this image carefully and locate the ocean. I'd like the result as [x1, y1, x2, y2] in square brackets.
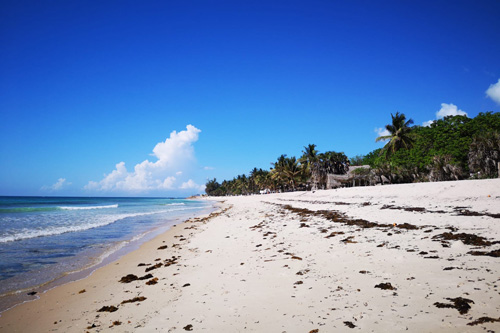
[0, 196, 212, 311]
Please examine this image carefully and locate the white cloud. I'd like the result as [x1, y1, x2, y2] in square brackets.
[203, 166, 214, 170]
[436, 103, 467, 119]
[421, 102, 468, 127]
[42, 178, 71, 191]
[158, 176, 176, 190]
[422, 120, 435, 127]
[85, 125, 201, 193]
[180, 179, 205, 192]
[486, 79, 500, 105]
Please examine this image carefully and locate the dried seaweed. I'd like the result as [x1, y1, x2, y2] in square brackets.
[278, 204, 420, 231]
[97, 305, 118, 312]
[119, 274, 139, 283]
[344, 321, 356, 328]
[121, 296, 147, 304]
[145, 262, 163, 272]
[146, 278, 158, 285]
[467, 317, 500, 326]
[341, 236, 357, 244]
[434, 297, 474, 314]
[432, 232, 492, 246]
[468, 249, 500, 257]
[375, 282, 396, 290]
[138, 273, 153, 280]
[454, 208, 500, 219]
[325, 231, 345, 238]
[381, 205, 426, 212]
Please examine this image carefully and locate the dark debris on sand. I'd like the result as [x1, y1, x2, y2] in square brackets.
[119, 273, 154, 283]
[467, 316, 500, 326]
[97, 305, 118, 312]
[432, 232, 493, 246]
[121, 296, 147, 304]
[375, 282, 396, 290]
[278, 204, 421, 231]
[434, 297, 474, 314]
[468, 249, 500, 257]
[344, 321, 356, 328]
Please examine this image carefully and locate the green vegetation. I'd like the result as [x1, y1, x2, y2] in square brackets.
[205, 148, 349, 196]
[206, 112, 500, 196]
[360, 112, 500, 182]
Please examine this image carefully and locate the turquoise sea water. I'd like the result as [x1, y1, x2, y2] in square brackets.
[0, 196, 211, 308]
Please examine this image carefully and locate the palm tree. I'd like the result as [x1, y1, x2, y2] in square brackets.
[321, 151, 349, 175]
[283, 156, 303, 191]
[300, 144, 319, 189]
[376, 112, 414, 157]
[271, 155, 288, 191]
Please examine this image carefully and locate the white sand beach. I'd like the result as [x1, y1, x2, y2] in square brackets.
[1, 179, 499, 332]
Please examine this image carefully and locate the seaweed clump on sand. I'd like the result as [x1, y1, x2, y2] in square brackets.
[119, 274, 139, 283]
[432, 232, 492, 246]
[278, 203, 421, 231]
[97, 305, 118, 312]
[121, 296, 147, 304]
[119, 273, 153, 283]
[344, 321, 356, 328]
[468, 249, 500, 257]
[434, 297, 474, 314]
[467, 317, 500, 326]
[454, 208, 500, 219]
[375, 282, 396, 290]
[145, 262, 163, 272]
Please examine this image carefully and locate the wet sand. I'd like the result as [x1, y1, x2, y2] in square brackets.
[0, 179, 499, 332]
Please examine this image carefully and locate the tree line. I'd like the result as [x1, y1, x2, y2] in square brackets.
[206, 111, 500, 196]
[354, 111, 500, 183]
[205, 148, 349, 196]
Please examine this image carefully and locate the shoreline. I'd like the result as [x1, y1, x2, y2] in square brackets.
[0, 179, 499, 332]
[0, 203, 216, 315]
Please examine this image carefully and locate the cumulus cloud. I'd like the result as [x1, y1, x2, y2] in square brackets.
[486, 79, 500, 105]
[180, 179, 205, 192]
[436, 103, 467, 118]
[422, 103, 468, 126]
[85, 125, 202, 193]
[42, 178, 71, 191]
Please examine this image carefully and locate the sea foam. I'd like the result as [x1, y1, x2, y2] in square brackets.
[58, 204, 119, 210]
[0, 209, 185, 243]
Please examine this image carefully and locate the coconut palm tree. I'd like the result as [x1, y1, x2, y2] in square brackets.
[283, 156, 303, 191]
[270, 155, 288, 191]
[321, 151, 350, 175]
[300, 144, 320, 189]
[376, 112, 414, 157]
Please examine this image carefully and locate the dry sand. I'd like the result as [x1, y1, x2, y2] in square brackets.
[1, 179, 499, 332]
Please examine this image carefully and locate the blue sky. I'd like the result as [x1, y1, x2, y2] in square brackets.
[1, 0, 499, 196]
